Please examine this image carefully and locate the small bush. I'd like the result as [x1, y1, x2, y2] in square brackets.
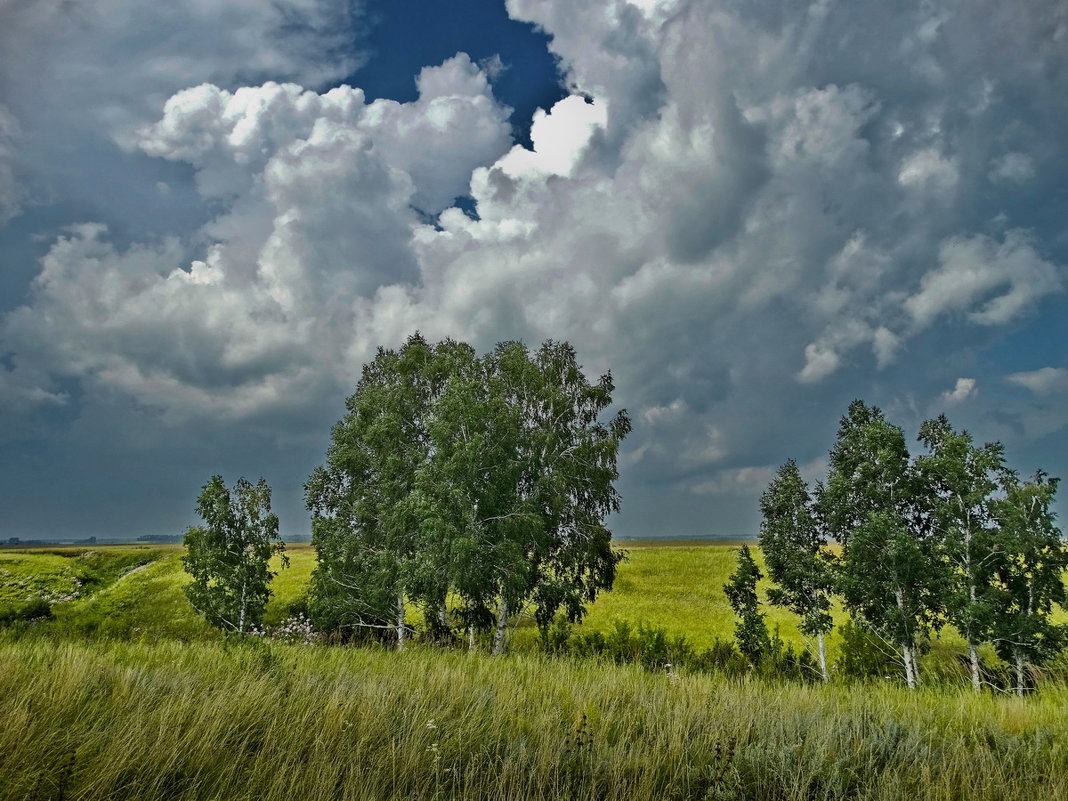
[571, 620, 696, 669]
[838, 620, 899, 680]
[0, 597, 54, 626]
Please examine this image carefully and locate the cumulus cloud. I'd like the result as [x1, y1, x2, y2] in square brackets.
[940, 377, 977, 406]
[2, 57, 512, 421]
[3, 0, 1068, 537]
[0, 0, 366, 228]
[905, 230, 1062, 329]
[898, 148, 958, 191]
[1007, 368, 1068, 396]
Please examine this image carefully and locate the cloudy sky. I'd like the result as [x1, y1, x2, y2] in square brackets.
[1, 0, 1066, 541]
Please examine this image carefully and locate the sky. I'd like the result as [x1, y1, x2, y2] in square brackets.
[0, 0, 1066, 541]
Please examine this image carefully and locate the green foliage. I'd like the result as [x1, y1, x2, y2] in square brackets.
[823, 401, 946, 687]
[723, 545, 772, 661]
[990, 471, 1068, 691]
[183, 475, 287, 634]
[0, 597, 53, 626]
[570, 619, 695, 669]
[759, 460, 834, 638]
[916, 416, 1007, 689]
[307, 334, 630, 652]
[837, 620, 899, 681]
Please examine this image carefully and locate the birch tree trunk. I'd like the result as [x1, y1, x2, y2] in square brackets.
[894, 588, 917, 688]
[396, 591, 407, 651]
[901, 644, 916, 689]
[468, 624, 476, 653]
[492, 595, 509, 655]
[967, 569, 981, 692]
[817, 632, 829, 683]
[238, 579, 247, 635]
[1014, 650, 1026, 697]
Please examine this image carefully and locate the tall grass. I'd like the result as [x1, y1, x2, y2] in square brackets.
[1, 637, 1065, 801]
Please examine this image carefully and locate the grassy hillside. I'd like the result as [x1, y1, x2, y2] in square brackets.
[2, 637, 1065, 801]
[4, 542, 1064, 677]
[4, 543, 821, 647]
[0, 547, 159, 605]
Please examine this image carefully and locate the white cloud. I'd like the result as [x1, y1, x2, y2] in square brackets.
[497, 95, 608, 179]
[2, 59, 511, 420]
[1007, 368, 1068, 396]
[140, 55, 511, 214]
[0, 0, 366, 227]
[797, 344, 841, 383]
[940, 377, 976, 406]
[898, 148, 958, 190]
[905, 230, 1062, 328]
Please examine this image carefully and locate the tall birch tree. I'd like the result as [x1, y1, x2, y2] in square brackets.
[990, 471, 1067, 695]
[916, 416, 1005, 692]
[822, 401, 945, 688]
[759, 460, 835, 681]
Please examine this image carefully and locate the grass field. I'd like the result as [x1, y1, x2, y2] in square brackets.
[2, 541, 1067, 800]
[2, 637, 1066, 801]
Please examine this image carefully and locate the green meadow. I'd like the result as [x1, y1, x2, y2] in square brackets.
[2, 541, 1067, 801]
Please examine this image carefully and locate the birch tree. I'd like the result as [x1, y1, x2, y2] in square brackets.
[990, 471, 1067, 695]
[916, 416, 1005, 692]
[305, 334, 460, 647]
[183, 475, 286, 634]
[759, 460, 835, 681]
[307, 336, 629, 654]
[457, 340, 629, 654]
[822, 401, 945, 688]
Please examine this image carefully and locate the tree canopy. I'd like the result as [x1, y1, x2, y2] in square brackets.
[182, 475, 286, 634]
[759, 399, 1065, 692]
[305, 333, 630, 652]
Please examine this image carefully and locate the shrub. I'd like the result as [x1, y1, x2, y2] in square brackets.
[838, 620, 899, 680]
[0, 597, 54, 626]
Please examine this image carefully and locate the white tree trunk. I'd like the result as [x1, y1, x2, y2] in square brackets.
[468, 624, 476, 653]
[1014, 650, 1026, 697]
[238, 579, 247, 635]
[396, 591, 407, 651]
[900, 644, 917, 689]
[437, 603, 448, 637]
[817, 632, 829, 683]
[894, 588, 917, 689]
[492, 595, 509, 655]
[969, 642, 981, 693]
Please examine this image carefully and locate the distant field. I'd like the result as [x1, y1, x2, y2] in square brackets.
[261, 540, 829, 645]
[3, 541, 1064, 670]
[3, 542, 817, 648]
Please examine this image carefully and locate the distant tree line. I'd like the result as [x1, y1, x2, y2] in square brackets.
[730, 399, 1065, 694]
